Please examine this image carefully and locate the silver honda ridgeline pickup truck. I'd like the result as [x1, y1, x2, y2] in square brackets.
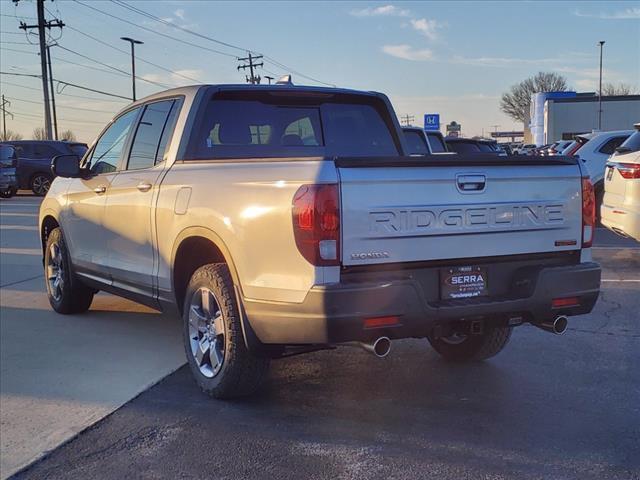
[40, 84, 601, 398]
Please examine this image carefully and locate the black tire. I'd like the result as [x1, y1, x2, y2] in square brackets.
[595, 182, 604, 224]
[0, 189, 13, 198]
[428, 326, 512, 362]
[183, 263, 270, 399]
[44, 227, 95, 314]
[31, 173, 52, 196]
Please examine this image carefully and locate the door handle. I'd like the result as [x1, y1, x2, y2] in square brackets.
[137, 182, 152, 192]
[456, 174, 486, 192]
[93, 185, 106, 194]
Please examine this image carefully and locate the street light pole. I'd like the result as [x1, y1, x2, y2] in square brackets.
[598, 40, 605, 130]
[120, 37, 143, 101]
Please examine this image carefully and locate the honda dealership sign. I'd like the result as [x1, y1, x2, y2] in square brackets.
[424, 114, 440, 131]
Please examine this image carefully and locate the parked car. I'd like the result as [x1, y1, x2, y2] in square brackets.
[445, 137, 502, 155]
[424, 130, 449, 153]
[514, 143, 536, 155]
[0, 144, 19, 198]
[499, 144, 513, 155]
[39, 84, 600, 399]
[574, 130, 633, 215]
[547, 140, 573, 156]
[601, 124, 640, 241]
[563, 133, 594, 157]
[9, 140, 88, 195]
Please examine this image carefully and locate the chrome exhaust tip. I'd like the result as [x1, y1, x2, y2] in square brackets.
[359, 337, 391, 358]
[535, 315, 569, 335]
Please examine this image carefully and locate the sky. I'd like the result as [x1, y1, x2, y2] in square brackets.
[1, 0, 639, 142]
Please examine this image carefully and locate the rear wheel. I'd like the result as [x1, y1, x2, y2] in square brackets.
[0, 188, 14, 198]
[428, 326, 512, 362]
[183, 263, 270, 399]
[44, 227, 94, 314]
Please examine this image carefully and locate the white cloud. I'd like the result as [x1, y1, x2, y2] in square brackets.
[351, 5, 410, 17]
[381, 44, 433, 61]
[174, 9, 186, 20]
[410, 18, 443, 40]
[171, 69, 204, 83]
[574, 7, 640, 19]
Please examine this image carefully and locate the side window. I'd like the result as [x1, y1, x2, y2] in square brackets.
[155, 100, 181, 164]
[427, 133, 446, 153]
[32, 144, 60, 159]
[599, 136, 628, 155]
[403, 131, 429, 155]
[127, 100, 175, 170]
[89, 108, 140, 174]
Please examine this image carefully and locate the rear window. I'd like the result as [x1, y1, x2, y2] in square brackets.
[187, 94, 399, 159]
[447, 141, 481, 154]
[617, 131, 640, 153]
[426, 132, 447, 153]
[478, 142, 497, 153]
[598, 135, 630, 155]
[403, 130, 429, 155]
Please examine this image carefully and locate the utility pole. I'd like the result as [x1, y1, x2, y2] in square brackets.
[598, 40, 605, 130]
[237, 53, 263, 84]
[46, 45, 58, 140]
[490, 124, 500, 137]
[18, 0, 64, 140]
[400, 114, 414, 126]
[264, 75, 274, 85]
[1, 95, 14, 140]
[121, 37, 144, 101]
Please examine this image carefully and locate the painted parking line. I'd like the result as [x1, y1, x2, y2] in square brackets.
[592, 246, 640, 250]
[0, 248, 41, 256]
[601, 279, 640, 282]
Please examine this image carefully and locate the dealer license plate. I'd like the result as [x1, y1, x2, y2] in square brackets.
[440, 266, 488, 300]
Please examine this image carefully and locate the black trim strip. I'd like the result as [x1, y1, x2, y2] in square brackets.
[335, 154, 578, 167]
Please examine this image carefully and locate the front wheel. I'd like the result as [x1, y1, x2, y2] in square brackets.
[183, 263, 270, 399]
[428, 326, 512, 362]
[31, 173, 52, 196]
[45, 227, 95, 314]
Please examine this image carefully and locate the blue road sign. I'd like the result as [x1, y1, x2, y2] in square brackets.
[424, 114, 440, 131]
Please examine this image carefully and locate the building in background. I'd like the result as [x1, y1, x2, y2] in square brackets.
[529, 91, 640, 146]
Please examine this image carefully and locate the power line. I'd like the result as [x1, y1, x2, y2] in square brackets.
[111, 0, 249, 54]
[6, 96, 115, 114]
[54, 44, 172, 88]
[1, 71, 133, 100]
[11, 110, 107, 125]
[64, 25, 202, 83]
[0, 46, 39, 55]
[0, 80, 128, 103]
[108, 0, 335, 87]
[72, 0, 238, 59]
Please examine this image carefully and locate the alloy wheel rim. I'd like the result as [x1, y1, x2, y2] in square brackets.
[46, 242, 64, 302]
[188, 287, 226, 378]
[33, 176, 50, 195]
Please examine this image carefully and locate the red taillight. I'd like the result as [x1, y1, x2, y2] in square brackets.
[615, 162, 640, 179]
[363, 316, 400, 329]
[581, 177, 595, 248]
[552, 297, 580, 308]
[292, 184, 340, 266]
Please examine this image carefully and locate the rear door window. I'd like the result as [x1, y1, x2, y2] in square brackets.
[127, 100, 176, 170]
[447, 141, 481, 154]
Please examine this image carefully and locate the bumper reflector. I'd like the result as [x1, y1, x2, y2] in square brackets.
[363, 316, 400, 328]
[552, 297, 580, 309]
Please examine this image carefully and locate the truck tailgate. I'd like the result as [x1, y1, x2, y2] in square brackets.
[338, 157, 583, 266]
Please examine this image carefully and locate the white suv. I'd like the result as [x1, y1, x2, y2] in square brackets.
[601, 125, 640, 241]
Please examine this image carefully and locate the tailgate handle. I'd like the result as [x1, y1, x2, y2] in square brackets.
[457, 174, 486, 192]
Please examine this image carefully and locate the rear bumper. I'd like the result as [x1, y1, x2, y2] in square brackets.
[601, 204, 640, 241]
[243, 258, 601, 345]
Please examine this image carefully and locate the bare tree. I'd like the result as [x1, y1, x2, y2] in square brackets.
[0, 129, 23, 141]
[32, 127, 47, 140]
[602, 82, 637, 96]
[500, 72, 570, 123]
[60, 129, 77, 142]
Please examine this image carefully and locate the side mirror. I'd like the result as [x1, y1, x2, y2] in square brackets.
[51, 154, 81, 178]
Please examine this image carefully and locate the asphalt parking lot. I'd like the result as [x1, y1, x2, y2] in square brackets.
[2, 195, 639, 480]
